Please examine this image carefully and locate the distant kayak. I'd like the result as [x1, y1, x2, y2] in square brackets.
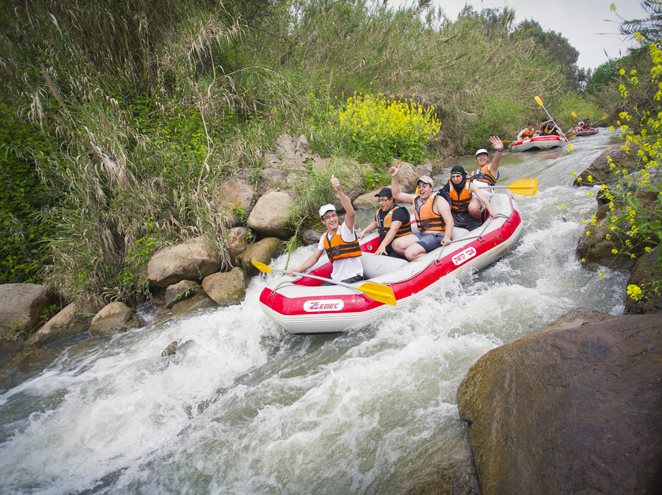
[510, 135, 568, 152]
[568, 127, 598, 137]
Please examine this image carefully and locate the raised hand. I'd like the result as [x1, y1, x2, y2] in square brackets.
[330, 175, 341, 191]
[388, 165, 399, 177]
[489, 136, 504, 152]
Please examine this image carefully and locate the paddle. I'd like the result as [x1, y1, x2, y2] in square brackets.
[534, 96, 572, 149]
[251, 260, 397, 306]
[491, 178, 539, 196]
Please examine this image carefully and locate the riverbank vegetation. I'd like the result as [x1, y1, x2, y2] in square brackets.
[0, 0, 658, 304]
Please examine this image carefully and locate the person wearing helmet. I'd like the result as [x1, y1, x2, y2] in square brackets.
[388, 165, 454, 261]
[358, 187, 416, 257]
[287, 175, 363, 283]
[471, 135, 504, 199]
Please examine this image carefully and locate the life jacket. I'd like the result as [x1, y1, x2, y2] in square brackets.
[471, 164, 499, 186]
[447, 181, 472, 213]
[323, 230, 361, 262]
[414, 193, 446, 232]
[522, 127, 535, 138]
[376, 206, 412, 238]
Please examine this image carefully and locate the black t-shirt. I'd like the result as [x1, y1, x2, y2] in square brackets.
[377, 206, 410, 239]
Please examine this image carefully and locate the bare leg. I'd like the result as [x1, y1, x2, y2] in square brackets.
[404, 243, 427, 261]
[391, 234, 419, 255]
[468, 198, 483, 222]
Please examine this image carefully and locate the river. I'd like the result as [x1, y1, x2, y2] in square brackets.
[0, 131, 628, 494]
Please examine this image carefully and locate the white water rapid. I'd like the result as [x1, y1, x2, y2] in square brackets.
[0, 131, 628, 494]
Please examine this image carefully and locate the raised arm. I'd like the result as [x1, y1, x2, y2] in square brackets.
[488, 135, 504, 175]
[389, 165, 415, 204]
[330, 175, 355, 231]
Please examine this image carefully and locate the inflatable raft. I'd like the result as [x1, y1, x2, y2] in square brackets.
[510, 135, 567, 152]
[258, 193, 523, 334]
[570, 127, 598, 137]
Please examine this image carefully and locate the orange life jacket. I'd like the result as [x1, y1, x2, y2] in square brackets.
[471, 164, 499, 186]
[414, 193, 446, 232]
[323, 230, 362, 262]
[376, 206, 412, 238]
[522, 127, 535, 138]
[447, 181, 472, 213]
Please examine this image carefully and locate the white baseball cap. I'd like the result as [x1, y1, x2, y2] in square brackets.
[319, 204, 336, 218]
[475, 148, 489, 157]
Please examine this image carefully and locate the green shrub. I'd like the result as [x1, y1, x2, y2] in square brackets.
[314, 93, 441, 166]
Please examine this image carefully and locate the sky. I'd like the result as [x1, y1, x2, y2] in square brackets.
[393, 0, 649, 69]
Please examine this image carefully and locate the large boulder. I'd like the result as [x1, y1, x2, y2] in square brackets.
[170, 293, 217, 317]
[89, 302, 140, 337]
[457, 309, 662, 495]
[241, 237, 283, 275]
[26, 302, 93, 347]
[574, 145, 639, 187]
[392, 159, 419, 192]
[147, 236, 221, 287]
[202, 268, 247, 306]
[215, 178, 255, 226]
[247, 191, 293, 238]
[0, 284, 58, 341]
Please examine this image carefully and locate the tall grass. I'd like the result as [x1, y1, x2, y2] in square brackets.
[1, 0, 583, 303]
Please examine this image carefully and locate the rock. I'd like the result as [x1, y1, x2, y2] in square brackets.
[258, 167, 290, 191]
[0, 346, 57, 393]
[625, 246, 662, 315]
[0, 283, 58, 341]
[202, 268, 246, 306]
[26, 302, 93, 347]
[302, 228, 323, 245]
[215, 178, 255, 226]
[170, 293, 217, 317]
[247, 191, 293, 238]
[353, 189, 381, 209]
[89, 302, 140, 337]
[241, 237, 283, 275]
[457, 309, 662, 495]
[392, 159, 419, 192]
[161, 339, 195, 357]
[147, 236, 221, 287]
[227, 227, 249, 261]
[575, 145, 639, 187]
[575, 222, 636, 270]
[165, 280, 201, 309]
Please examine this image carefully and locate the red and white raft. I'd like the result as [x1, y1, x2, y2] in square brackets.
[258, 193, 523, 334]
[510, 134, 568, 152]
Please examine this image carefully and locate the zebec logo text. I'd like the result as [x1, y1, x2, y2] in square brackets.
[303, 299, 345, 312]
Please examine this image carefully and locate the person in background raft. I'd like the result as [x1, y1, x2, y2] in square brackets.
[539, 118, 560, 136]
[441, 165, 495, 230]
[389, 166, 454, 261]
[471, 135, 504, 200]
[287, 175, 363, 284]
[358, 187, 417, 257]
[516, 121, 535, 141]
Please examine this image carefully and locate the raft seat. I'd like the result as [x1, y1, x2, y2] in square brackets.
[361, 252, 408, 279]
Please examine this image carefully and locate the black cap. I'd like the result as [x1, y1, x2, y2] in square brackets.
[375, 187, 393, 198]
[450, 165, 467, 176]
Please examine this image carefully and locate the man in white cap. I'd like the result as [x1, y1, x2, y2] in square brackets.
[471, 135, 504, 205]
[287, 176, 363, 283]
[388, 165, 454, 261]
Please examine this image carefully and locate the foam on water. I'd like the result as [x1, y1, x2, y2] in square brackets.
[0, 131, 629, 494]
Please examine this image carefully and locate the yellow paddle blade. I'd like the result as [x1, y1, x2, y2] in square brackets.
[506, 178, 539, 196]
[251, 260, 273, 273]
[534, 95, 544, 107]
[358, 282, 396, 306]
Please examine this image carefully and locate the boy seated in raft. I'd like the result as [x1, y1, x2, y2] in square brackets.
[358, 187, 417, 258]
